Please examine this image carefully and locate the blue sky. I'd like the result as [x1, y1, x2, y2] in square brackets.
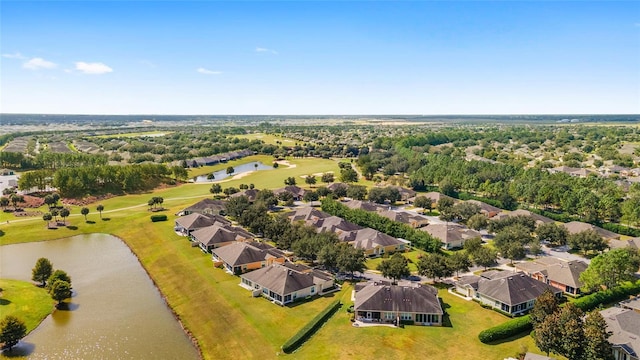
[1, 1, 638, 115]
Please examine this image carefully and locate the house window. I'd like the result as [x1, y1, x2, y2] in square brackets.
[242, 278, 252, 286]
[263, 288, 269, 294]
[385, 312, 394, 320]
[284, 294, 292, 303]
[400, 313, 412, 320]
[311, 286, 315, 294]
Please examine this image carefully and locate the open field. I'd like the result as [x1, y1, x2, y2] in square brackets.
[234, 133, 301, 146]
[0, 279, 54, 334]
[365, 249, 427, 272]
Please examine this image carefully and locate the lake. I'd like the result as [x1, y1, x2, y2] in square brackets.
[0, 234, 200, 359]
[193, 161, 273, 182]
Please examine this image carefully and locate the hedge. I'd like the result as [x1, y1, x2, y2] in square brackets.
[478, 315, 532, 343]
[150, 214, 168, 222]
[478, 280, 640, 344]
[281, 300, 341, 354]
[601, 223, 640, 238]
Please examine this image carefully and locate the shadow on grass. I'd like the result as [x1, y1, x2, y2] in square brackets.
[47, 227, 58, 230]
[0, 229, 4, 237]
[0, 298, 11, 305]
[0, 341, 35, 357]
[86, 220, 95, 224]
[441, 301, 453, 327]
[66, 226, 78, 230]
[102, 218, 111, 221]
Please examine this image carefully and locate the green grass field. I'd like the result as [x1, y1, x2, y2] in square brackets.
[234, 133, 302, 146]
[0, 156, 549, 359]
[0, 279, 54, 334]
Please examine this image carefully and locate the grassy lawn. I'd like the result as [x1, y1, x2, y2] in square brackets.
[0, 279, 54, 334]
[187, 155, 276, 178]
[365, 249, 427, 272]
[296, 286, 541, 360]
[234, 133, 302, 146]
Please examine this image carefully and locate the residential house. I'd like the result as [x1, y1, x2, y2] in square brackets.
[388, 186, 417, 202]
[377, 210, 430, 228]
[492, 209, 554, 227]
[600, 307, 640, 360]
[609, 237, 640, 251]
[230, 189, 260, 202]
[515, 258, 588, 296]
[342, 199, 386, 212]
[601, 165, 629, 176]
[286, 207, 331, 223]
[561, 221, 621, 240]
[327, 182, 348, 194]
[281, 262, 335, 293]
[191, 224, 254, 253]
[273, 185, 308, 201]
[212, 242, 286, 274]
[621, 168, 640, 177]
[174, 213, 230, 236]
[240, 263, 329, 305]
[465, 200, 502, 218]
[354, 282, 443, 326]
[421, 223, 482, 250]
[619, 296, 640, 313]
[178, 199, 227, 216]
[350, 228, 408, 257]
[407, 191, 457, 206]
[455, 271, 562, 316]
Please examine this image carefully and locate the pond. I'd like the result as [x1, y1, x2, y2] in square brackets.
[0, 234, 199, 359]
[193, 161, 273, 183]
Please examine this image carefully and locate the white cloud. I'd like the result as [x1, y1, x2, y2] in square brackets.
[2, 52, 26, 59]
[23, 57, 57, 70]
[75, 61, 113, 75]
[256, 47, 278, 55]
[197, 67, 222, 75]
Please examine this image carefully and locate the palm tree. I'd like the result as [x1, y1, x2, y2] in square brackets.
[81, 207, 89, 221]
[59, 208, 70, 224]
[43, 213, 52, 228]
[96, 204, 104, 219]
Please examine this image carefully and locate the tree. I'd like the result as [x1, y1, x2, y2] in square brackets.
[316, 186, 331, 198]
[536, 222, 569, 247]
[0, 197, 8, 209]
[339, 167, 358, 183]
[303, 191, 319, 203]
[272, 162, 279, 169]
[336, 243, 366, 277]
[493, 224, 532, 264]
[209, 183, 223, 196]
[284, 177, 296, 186]
[580, 247, 640, 292]
[43, 213, 52, 228]
[170, 165, 188, 181]
[377, 253, 410, 283]
[583, 310, 613, 360]
[81, 207, 89, 221]
[451, 202, 481, 223]
[96, 204, 104, 219]
[277, 191, 295, 206]
[44, 194, 55, 209]
[346, 185, 367, 200]
[321, 173, 334, 184]
[225, 195, 251, 219]
[463, 237, 483, 254]
[471, 246, 498, 270]
[305, 175, 317, 187]
[50, 280, 72, 305]
[0, 315, 27, 351]
[47, 269, 71, 290]
[413, 196, 433, 213]
[31, 257, 53, 287]
[467, 214, 488, 230]
[417, 253, 452, 281]
[226, 166, 235, 175]
[568, 230, 608, 255]
[534, 313, 560, 357]
[50, 208, 59, 222]
[10, 194, 24, 209]
[437, 197, 455, 218]
[556, 304, 584, 360]
[59, 208, 70, 224]
[446, 251, 471, 277]
[530, 289, 560, 328]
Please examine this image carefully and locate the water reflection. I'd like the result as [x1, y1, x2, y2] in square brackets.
[0, 234, 199, 359]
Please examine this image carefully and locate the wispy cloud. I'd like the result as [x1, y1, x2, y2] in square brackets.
[23, 57, 57, 70]
[197, 67, 222, 75]
[2, 52, 26, 59]
[75, 61, 113, 75]
[256, 47, 278, 55]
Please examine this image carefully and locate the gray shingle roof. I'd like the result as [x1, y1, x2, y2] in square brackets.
[182, 199, 227, 214]
[477, 272, 561, 306]
[342, 200, 386, 212]
[212, 242, 284, 266]
[601, 307, 640, 358]
[175, 213, 227, 231]
[191, 224, 253, 247]
[242, 264, 315, 295]
[355, 283, 443, 315]
[351, 228, 403, 249]
[561, 221, 620, 240]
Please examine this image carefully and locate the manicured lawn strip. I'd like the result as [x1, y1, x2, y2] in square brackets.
[0, 279, 54, 333]
[365, 249, 427, 272]
[295, 286, 542, 360]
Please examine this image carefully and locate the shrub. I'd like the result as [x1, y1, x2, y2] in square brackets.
[150, 214, 167, 222]
[281, 300, 341, 354]
[478, 315, 532, 343]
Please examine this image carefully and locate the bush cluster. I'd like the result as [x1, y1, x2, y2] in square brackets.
[478, 315, 532, 343]
[281, 300, 341, 354]
[150, 214, 168, 222]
